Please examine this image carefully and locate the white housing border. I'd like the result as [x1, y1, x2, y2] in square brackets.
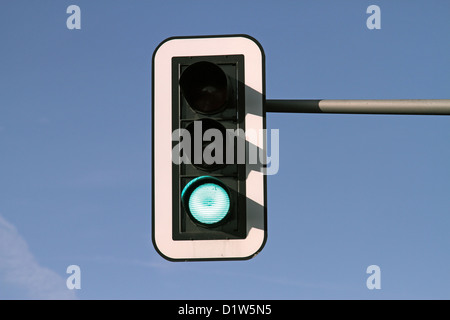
[152, 35, 266, 261]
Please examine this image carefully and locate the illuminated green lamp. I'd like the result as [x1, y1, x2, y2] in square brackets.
[181, 176, 231, 226]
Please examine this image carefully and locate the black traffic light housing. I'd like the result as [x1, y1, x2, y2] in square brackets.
[172, 55, 247, 240]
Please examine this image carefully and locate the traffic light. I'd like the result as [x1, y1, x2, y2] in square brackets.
[152, 35, 266, 261]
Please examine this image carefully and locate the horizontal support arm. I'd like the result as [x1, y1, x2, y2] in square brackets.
[265, 99, 450, 115]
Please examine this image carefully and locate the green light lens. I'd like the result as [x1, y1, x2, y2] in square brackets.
[188, 181, 230, 225]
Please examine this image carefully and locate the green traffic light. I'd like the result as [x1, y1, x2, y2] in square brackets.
[182, 176, 230, 226]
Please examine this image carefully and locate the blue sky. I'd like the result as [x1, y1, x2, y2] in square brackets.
[0, 0, 449, 299]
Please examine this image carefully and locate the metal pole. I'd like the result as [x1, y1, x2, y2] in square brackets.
[265, 99, 450, 115]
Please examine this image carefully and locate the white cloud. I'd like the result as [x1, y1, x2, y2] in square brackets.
[0, 214, 77, 300]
